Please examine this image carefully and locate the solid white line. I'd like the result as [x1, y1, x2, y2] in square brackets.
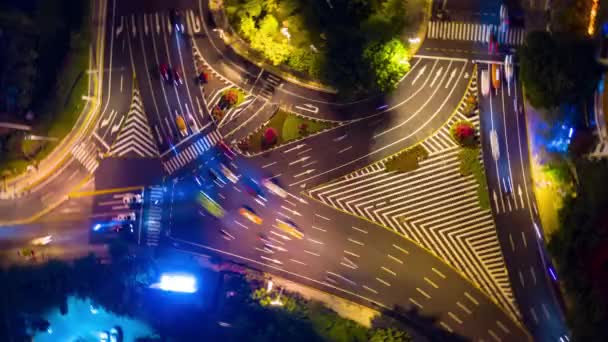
[432, 267, 446, 279]
[304, 250, 320, 256]
[424, 277, 439, 289]
[347, 238, 364, 246]
[363, 285, 378, 294]
[315, 214, 330, 220]
[376, 277, 391, 287]
[381, 266, 396, 276]
[392, 244, 409, 255]
[387, 254, 403, 264]
[351, 226, 368, 234]
[338, 146, 352, 154]
[326, 271, 356, 286]
[344, 250, 360, 258]
[290, 259, 306, 265]
[311, 225, 327, 232]
[262, 161, 276, 168]
[416, 287, 431, 299]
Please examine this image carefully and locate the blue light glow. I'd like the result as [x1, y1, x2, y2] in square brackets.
[158, 273, 197, 293]
[568, 127, 573, 139]
[93, 224, 102, 231]
[548, 267, 558, 281]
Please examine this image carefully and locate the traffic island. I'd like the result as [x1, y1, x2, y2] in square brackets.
[237, 109, 338, 154]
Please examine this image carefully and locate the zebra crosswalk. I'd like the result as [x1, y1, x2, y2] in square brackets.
[117, 9, 202, 38]
[426, 21, 526, 46]
[110, 89, 159, 158]
[143, 186, 164, 246]
[71, 141, 99, 173]
[162, 130, 222, 174]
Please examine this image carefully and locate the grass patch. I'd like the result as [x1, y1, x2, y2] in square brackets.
[384, 145, 429, 173]
[457, 147, 490, 210]
[241, 109, 336, 153]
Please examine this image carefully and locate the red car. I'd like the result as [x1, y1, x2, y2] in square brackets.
[160, 63, 171, 82]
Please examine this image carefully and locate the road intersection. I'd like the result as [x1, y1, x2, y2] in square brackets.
[0, 0, 570, 340]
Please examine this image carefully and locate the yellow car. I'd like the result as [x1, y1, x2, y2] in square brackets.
[198, 193, 225, 218]
[276, 219, 304, 239]
[239, 207, 263, 225]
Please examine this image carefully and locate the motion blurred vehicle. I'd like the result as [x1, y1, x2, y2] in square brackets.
[487, 29, 498, 54]
[220, 164, 239, 183]
[276, 219, 304, 239]
[176, 114, 187, 137]
[481, 69, 490, 97]
[31, 235, 52, 246]
[262, 178, 287, 198]
[504, 54, 514, 83]
[217, 141, 237, 159]
[198, 192, 225, 218]
[491, 63, 501, 90]
[242, 177, 266, 200]
[499, 4, 509, 31]
[160, 63, 171, 82]
[198, 71, 209, 84]
[115, 212, 136, 221]
[186, 113, 198, 132]
[239, 206, 263, 224]
[208, 167, 227, 184]
[122, 193, 142, 206]
[169, 9, 185, 33]
[173, 68, 183, 86]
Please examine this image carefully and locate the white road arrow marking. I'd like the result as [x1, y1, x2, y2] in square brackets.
[493, 190, 500, 213]
[444, 68, 457, 88]
[284, 144, 306, 153]
[116, 16, 124, 36]
[289, 156, 311, 166]
[518, 185, 525, 208]
[429, 67, 443, 88]
[100, 110, 117, 128]
[295, 103, 319, 114]
[411, 65, 427, 85]
[111, 116, 125, 135]
[294, 169, 315, 178]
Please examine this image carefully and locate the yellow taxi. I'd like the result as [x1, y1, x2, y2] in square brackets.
[276, 219, 304, 239]
[239, 207, 263, 225]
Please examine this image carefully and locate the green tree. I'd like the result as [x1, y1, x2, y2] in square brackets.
[363, 38, 410, 92]
[369, 328, 412, 342]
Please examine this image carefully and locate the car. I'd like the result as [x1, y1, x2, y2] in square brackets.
[504, 54, 514, 82]
[208, 167, 227, 184]
[160, 63, 171, 82]
[499, 4, 509, 31]
[186, 113, 198, 132]
[491, 63, 501, 90]
[31, 235, 53, 246]
[262, 178, 287, 198]
[122, 193, 142, 206]
[487, 29, 499, 54]
[169, 9, 185, 33]
[242, 177, 265, 200]
[239, 206, 263, 225]
[481, 69, 490, 97]
[198, 71, 209, 84]
[276, 219, 304, 239]
[217, 141, 237, 159]
[175, 114, 187, 137]
[220, 164, 239, 183]
[115, 212, 136, 222]
[173, 68, 183, 86]
[198, 192, 225, 218]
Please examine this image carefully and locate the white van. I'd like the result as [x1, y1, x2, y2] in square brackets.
[481, 69, 490, 97]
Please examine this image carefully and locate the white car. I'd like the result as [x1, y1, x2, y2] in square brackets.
[262, 178, 288, 198]
[115, 212, 136, 222]
[481, 69, 490, 97]
[490, 129, 500, 161]
[31, 235, 53, 246]
[504, 54, 514, 82]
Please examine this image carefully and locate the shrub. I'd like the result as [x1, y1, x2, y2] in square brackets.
[384, 145, 429, 173]
[212, 105, 225, 120]
[263, 127, 278, 146]
[450, 120, 476, 147]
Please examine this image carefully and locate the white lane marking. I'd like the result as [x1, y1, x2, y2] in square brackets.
[387, 254, 403, 264]
[351, 226, 368, 234]
[262, 161, 276, 168]
[381, 266, 397, 276]
[302, 160, 317, 168]
[290, 259, 306, 265]
[304, 250, 320, 256]
[518, 270, 525, 287]
[344, 250, 360, 258]
[416, 288, 431, 299]
[432, 268, 446, 279]
[409, 298, 423, 309]
[457, 301, 472, 315]
[297, 148, 312, 155]
[521, 231, 527, 248]
[363, 285, 378, 294]
[509, 233, 515, 251]
[439, 322, 453, 333]
[347, 238, 364, 246]
[234, 220, 249, 230]
[315, 214, 330, 220]
[464, 292, 479, 305]
[542, 304, 550, 319]
[326, 271, 356, 286]
[340, 262, 357, 269]
[268, 236, 285, 245]
[270, 230, 291, 240]
[338, 146, 352, 154]
[307, 238, 324, 245]
[530, 307, 539, 323]
[376, 277, 391, 287]
[392, 244, 409, 255]
[488, 329, 501, 341]
[294, 169, 315, 178]
[448, 312, 463, 324]
[260, 255, 282, 265]
[312, 225, 327, 232]
[496, 320, 510, 333]
[424, 277, 439, 288]
[530, 266, 537, 285]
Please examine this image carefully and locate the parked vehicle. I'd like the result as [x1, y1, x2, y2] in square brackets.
[504, 54, 514, 83]
[176, 115, 187, 137]
[491, 63, 501, 90]
[481, 69, 490, 97]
